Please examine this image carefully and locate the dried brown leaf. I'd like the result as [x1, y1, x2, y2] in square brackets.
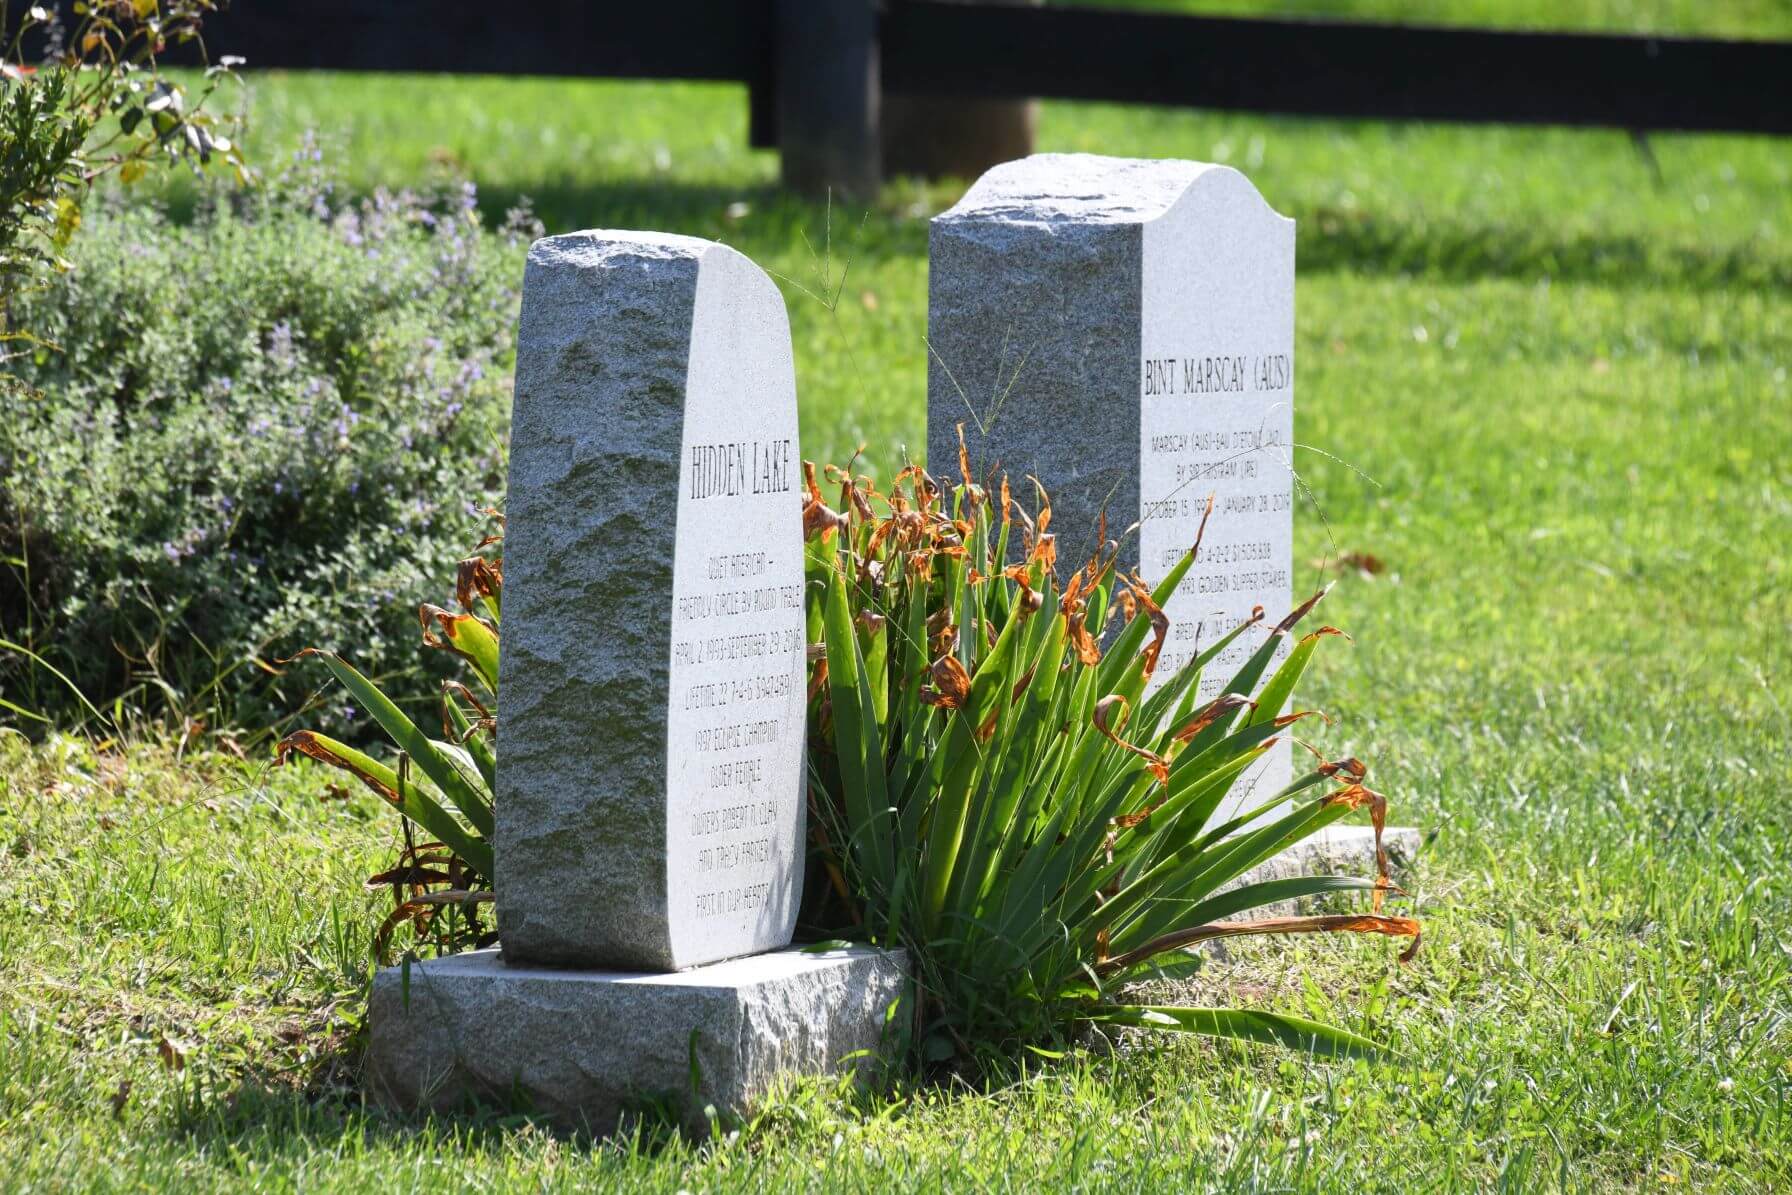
[364, 866, 457, 889]
[1170, 693, 1255, 742]
[1096, 912, 1422, 976]
[455, 555, 503, 613]
[920, 654, 971, 710]
[1125, 572, 1170, 679]
[1274, 587, 1329, 635]
[1324, 783, 1395, 911]
[276, 731, 399, 805]
[1093, 695, 1170, 786]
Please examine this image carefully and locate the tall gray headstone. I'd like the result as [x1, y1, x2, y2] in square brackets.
[928, 154, 1295, 820]
[497, 231, 807, 971]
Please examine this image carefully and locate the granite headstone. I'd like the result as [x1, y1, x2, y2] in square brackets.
[497, 231, 808, 971]
[927, 154, 1295, 820]
[369, 231, 903, 1132]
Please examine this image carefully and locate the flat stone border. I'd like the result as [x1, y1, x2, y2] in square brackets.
[366, 945, 905, 1134]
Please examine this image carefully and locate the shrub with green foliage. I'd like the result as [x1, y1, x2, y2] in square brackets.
[3, 1, 244, 320]
[0, 151, 536, 733]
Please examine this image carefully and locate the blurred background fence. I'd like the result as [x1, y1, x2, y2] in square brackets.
[12, 0, 1792, 195]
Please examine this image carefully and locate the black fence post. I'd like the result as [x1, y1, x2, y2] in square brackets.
[774, 0, 881, 200]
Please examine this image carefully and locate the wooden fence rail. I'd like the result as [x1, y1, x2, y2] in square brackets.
[9, 0, 1789, 196]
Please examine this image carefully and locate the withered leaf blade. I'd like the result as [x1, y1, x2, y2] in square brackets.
[1016, 577, 1043, 616]
[1093, 695, 1171, 787]
[1170, 692, 1254, 742]
[801, 459, 850, 540]
[1060, 571, 1101, 666]
[1095, 912, 1422, 976]
[373, 900, 436, 963]
[1125, 572, 1170, 680]
[845, 475, 875, 521]
[1324, 783, 1394, 909]
[1114, 799, 1164, 830]
[276, 731, 399, 804]
[455, 555, 503, 613]
[1318, 755, 1368, 782]
[365, 865, 457, 889]
[920, 654, 971, 710]
[1274, 586, 1330, 635]
[1011, 662, 1038, 703]
[1189, 493, 1215, 559]
[803, 498, 849, 541]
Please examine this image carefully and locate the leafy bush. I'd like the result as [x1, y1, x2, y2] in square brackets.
[3, 2, 244, 328]
[0, 151, 537, 732]
[801, 453, 1420, 1065]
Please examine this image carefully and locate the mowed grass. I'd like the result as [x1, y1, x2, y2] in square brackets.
[2, 67, 1789, 1190]
[1075, 0, 1792, 39]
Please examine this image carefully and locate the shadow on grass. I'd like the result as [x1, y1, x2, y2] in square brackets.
[148, 169, 1790, 293]
[485, 179, 1792, 293]
[163, 1045, 697, 1163]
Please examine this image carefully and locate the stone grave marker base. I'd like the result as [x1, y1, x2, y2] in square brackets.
[367, 945, 905, 1134]
[1237, 825, 1423, 915]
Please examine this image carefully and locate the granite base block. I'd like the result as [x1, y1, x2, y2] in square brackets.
[367, 945, 906, 1133]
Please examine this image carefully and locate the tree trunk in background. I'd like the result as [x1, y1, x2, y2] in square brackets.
[882, 0, 1039, 182]
[775, 0, 882, 200]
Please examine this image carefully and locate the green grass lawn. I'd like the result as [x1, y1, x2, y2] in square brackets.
[1071, 0, 1792, 39]
[2, 63, 1789, 1190]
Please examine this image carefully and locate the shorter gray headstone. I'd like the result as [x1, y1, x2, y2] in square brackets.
[370, 232, 906, 1133]
[374, 229, 910, 1139]
[497, 231, 808, 972]
[368, 946, 905, 1134]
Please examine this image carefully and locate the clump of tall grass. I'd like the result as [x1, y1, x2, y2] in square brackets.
[801, 444, 1418, 1065]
